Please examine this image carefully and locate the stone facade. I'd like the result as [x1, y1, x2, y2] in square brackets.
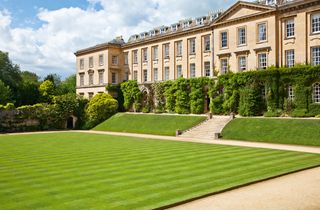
[75, 0, 320, 98]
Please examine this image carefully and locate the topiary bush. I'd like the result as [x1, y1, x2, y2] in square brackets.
[85, 93, 118, 128]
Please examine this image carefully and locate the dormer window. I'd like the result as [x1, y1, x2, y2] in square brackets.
[160, 27, 168, 34]
[150, 30, 156, 36]
[171, 24, 179, 32]
[266, 0, 275, 5]
[196, 17, 205, 25]
[183, 21, 191, 29]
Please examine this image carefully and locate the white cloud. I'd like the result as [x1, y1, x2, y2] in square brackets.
[0, 0, 236, 78]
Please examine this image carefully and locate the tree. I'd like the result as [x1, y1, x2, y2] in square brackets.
[39, 80, 55, 103]
[0, 51, 22, 104]
[0, 80, 12, 105]
[85, 93, 118, 127]
[19, 71, 41, 105]
[57, 74, 76, 95]
[44, 74, 61, 88]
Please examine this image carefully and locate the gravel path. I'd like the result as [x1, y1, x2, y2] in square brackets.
[2, 130, 320, 154]
[171, 167, 320, 210]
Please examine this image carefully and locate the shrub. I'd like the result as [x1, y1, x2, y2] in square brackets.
[85, 93, 118, 127]
[238, 86, 262, 116]
[120, 80, 141, 111]
[264, 109, 282, 117]
[4, 103, 15, 110]
[210, 95, 224, 114]
[309, 104, 320, 116]
[291, 109, 313, 118]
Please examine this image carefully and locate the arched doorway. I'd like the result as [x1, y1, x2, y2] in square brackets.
[67, 117, 74, 129]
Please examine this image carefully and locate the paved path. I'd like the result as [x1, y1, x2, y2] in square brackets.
[179, 116, 232, 139]
[171, 167, 320, 210]
[3, 130, 320, 154]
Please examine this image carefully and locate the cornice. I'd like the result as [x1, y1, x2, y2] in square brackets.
[122, 25, 212, 49]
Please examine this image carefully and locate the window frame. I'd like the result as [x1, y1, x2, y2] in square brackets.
[258, 52, 268, 70]
[176, 41, 183, 57]
[80, 59, 84, 70]
[79, 73, 84, 86]
[153, 68, 158, 81]
[111, 72, 117, 84]
[164, 44, 170, 58]
[238, 55, 247, 72]
[164, 67, 170, 81]
[257, 22, 267, 43]
[152, 46, 158, 61]
[204, 62, 211, 77]
[220, 31, 228, 49]
[98, 71, 104, 85]
[133, 50, 138, 64]
[189, 38, 196, 55]
[204, 35, 211, 52]
[99, 54, 104, 66]
[190, 63, 196, 78]
[311, 46, 320, 66]
[238, 26, 247, 46]
[220, 58, 228, 74]
[89, 56, 94, 68]
[312, 82, 320, 103]
[177, 65, 183, 78]
[285, 19, 295, 38]
[143, 69, 148, 82]
[285, 49, 295, 67]
[311, 13, 320, 34]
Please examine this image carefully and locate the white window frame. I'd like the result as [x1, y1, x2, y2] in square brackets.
[98, 71, 104, 84]
[313, 83, 320, 103]
[133, 70, 138, 80]
[99, 54, 104, 66]
[238, 56, 247, 72]
[176, 41, 183, 56]
[79, 74, 84, 86]
[153, 68, 158, 81]
[164, 44, 170, 58]
[190, 63, 196, 78]
[285, 50, 295, 67]
[142, 48, 148, 62]
[164, 67, 170, 81]
[221, 31, 228, 48]
[89, 72, 94, 85]
[204, 36, 210, 51]
[312, 13, 320, 34]
[133, 50, 138, 64]
[204, 62, 211, 77]
[177, 65, 182, 78]
[220, 59, 228, 74]
[111, 72, 117, 84]
[112, 55, 118, 65]
[312, 47, 320, 66]
[288, 85, 294, 101]
[143, 69, 148, 82]
[124, 71, 129, 81]
[189, 38, 196, 54]
[89, 57, 93, 68]
[153, 46, 158, 60]
[238, 27, 246, 46]
[80, 59, 84, 70]
[286, 19, 295, 38]
[124, 53, 129, 65]
[258, 53, 268, 69]
[258, 23, 267, 42]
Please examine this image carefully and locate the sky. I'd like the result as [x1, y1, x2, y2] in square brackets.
[0, 0, 238, 79]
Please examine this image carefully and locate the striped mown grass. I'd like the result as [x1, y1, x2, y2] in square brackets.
[93, 113, 207, 136]
[0, 132, 319, 209]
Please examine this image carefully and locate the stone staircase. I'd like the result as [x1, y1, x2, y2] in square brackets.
[179, 115, 233, 140]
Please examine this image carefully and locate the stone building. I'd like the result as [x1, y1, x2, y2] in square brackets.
[75, 0, 320, 99]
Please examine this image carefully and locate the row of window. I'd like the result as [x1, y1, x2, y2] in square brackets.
[130, 36, 211, 64]
[220, 14, 320, 49]
[133, 62, 211, 82]
[219, 46, 320, 73]
[79, 71, 127, 86]
[79, 55, 119, 70]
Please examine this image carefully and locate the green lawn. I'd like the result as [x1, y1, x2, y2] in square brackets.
[0, 133, 319, 210]
[93, 113, 207, 136]
[222, 118, 320, 146]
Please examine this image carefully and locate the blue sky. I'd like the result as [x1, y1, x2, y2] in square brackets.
[0, 0, 236, 78]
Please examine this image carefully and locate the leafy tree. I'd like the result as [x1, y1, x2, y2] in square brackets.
[0, 51, 22, 104]
[39, 80, 55, 103]
[0, 80, 12, 105]
[44, 73, 61, 88]
[19, 71, 41, 105]
[57, 74, 76, 95]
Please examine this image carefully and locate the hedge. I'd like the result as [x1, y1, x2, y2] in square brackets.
[117, 65, 320, 117]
